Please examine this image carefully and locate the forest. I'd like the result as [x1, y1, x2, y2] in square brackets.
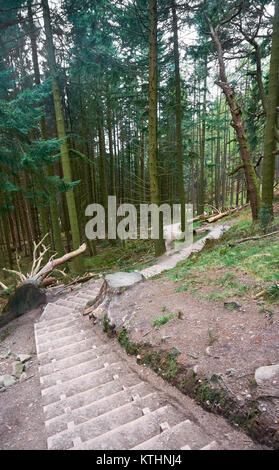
[2, 0, 279, 452]
[0, 0, 279, 284]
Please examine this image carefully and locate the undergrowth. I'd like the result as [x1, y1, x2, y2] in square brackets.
[167, 208, 279, 303]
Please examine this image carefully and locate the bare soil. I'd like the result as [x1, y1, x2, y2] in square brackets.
[107, 275, 279, 446]
[0, 306, 47, 450]
[0, 260, 278, 449]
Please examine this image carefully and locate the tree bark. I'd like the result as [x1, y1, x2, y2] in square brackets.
[205, 12, 260, 221]
[262, 0, 279, 216]
[42, 0, 83, 272]
[148, 0, 166, 256]
[171, 0, 186, 231]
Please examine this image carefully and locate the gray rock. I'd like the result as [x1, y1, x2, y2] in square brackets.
[224, 301, 242, 310]
[0, 376, 5, 387]
[255, 364, 279, 386]
[15, 354, 31, 363]
[12, 361, 25, 379]
[19, 372, 27, 382]
[3, 350, 12, 359]
[226, 368, 238, 377]
[3, 375, 16, 387]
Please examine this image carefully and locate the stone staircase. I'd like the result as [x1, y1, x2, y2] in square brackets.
[34, 280, 249, 450]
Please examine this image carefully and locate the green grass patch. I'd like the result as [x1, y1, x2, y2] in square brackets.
[152, 312, 175, 328]
[166, 210, 279, 297]
[84, 239, 155, 273]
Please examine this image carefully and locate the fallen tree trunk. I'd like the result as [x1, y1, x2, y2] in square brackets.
[206, 204, 249, 223]
[0, 241, 87, 329]
[229, 230, 279, 247]
[3, 241, 87, 286]
[28, 243, 87, 285]
[192, 214, 208, 223]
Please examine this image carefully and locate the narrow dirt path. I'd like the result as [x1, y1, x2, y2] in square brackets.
[140, 224, 230, 278]
[34, 279, 262, 450]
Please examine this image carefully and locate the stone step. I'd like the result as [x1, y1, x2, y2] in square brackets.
[47, 392, 159, 450]
[45, 381, 153, 436]
[46, 302, 72, 313]
[43, 373, 143, 420]
[56, 299, 82, 308]
[75, 293, 93, 301]
[39, 303, 75, 322]
[200, 441, 219, 450]
[41, 362, 131, 406]
[37, 338, 103, 366]
[71, 405, 182, 450]
[35, 317, 81, 336]
[132, 418, 214, 450]
[40, 352, 121, 387]
[35, 313, 80, 332]
[64, 296, 87, 306]
[38, 344, 112, 377]
[35, 322, 92, 345]
[36, 330, 93, 355]
[132, 419, 192, 450]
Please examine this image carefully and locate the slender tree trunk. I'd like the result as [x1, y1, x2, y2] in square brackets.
[262, 0, 279, 216]
[106, 85, 115, 197]
[215, 96, 221, 209]
[171, 0, 186, 232]
[42, 0, 83, 272]
[205, 13, 260, 220]
[198, 66, 207, 215]
[148, 0, 165, 255]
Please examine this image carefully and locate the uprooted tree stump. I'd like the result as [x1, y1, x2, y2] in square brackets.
[0, 239, 87, 328]
[0, 283, 47, 328]
[83, 271, 144, 329]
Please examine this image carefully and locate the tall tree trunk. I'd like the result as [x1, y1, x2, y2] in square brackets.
[28, 0, 63, 255]
[106, 85, 115, 197]
[205, 13, 260, 220]
[148, 0, 165, 256]
[42, 0, 83, 272]
[198, 65, 207, 215]
[171, 0, 186, 232]
[262, 0, 279, 217]
[215, 96, 221, 209]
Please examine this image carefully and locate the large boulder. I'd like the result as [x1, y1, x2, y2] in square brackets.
[0, 283, 46, 328]
[254, 364, 279, 398]
[255, 364, 279, 386]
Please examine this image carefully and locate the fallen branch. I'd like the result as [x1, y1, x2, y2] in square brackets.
[253, 290, 265, 299]
[28, 243, 87, 284]
[66, 272, 100, 287]
[229, 230, 279, 247]
[3, 267, 26, 282]
[0, 281, 8, 290]
[3, 238, 87, 287]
